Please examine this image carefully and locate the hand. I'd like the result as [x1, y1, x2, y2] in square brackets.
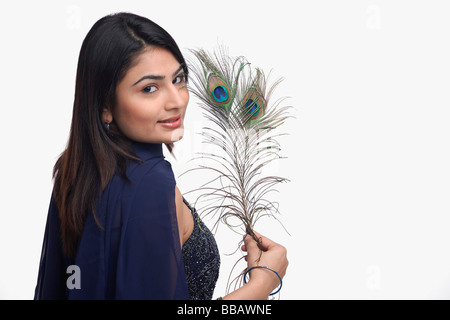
[241, 231, 288, 295]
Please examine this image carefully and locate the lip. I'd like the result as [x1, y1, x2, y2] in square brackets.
[159, 114, 181, 123]
[157, 114, 182, 129]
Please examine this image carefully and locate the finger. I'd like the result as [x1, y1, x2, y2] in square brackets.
[243, 233, 258, 249]
[243, 233, 266, 255]
[245, 231, 277, 251]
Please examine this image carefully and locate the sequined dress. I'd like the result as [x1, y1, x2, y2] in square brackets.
[182, 198, 220, 300]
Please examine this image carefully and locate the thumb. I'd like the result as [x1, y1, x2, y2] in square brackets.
[243, 233, 258, 249]
[244, 231, 266, 252]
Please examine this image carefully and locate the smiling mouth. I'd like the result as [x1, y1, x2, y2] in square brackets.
[158, 115, 181, 123]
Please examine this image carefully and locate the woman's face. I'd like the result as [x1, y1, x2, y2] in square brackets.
[105, 47, 189, 144]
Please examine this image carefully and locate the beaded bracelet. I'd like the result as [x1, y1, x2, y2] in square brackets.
[243, 266, 283, 296]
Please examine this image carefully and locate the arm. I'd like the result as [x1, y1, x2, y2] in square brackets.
[115, 160, 189, 299]
[222, 232, 288, 300]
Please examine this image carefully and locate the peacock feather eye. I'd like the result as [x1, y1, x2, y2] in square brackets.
[207, 74, 232, 108]
[212, 85, 229, 103]
[242, 88, 265, 121]
[245, 99, 261, 118]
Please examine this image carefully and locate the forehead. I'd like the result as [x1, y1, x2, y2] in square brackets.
[125, 47, 180, 79]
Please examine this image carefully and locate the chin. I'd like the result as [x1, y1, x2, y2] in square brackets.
[167, 127, 184, 143]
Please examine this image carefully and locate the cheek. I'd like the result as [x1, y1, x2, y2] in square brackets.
[114, 98, 158, 136]
[179, 89, 190, 116]
[183, 89, 190, 107]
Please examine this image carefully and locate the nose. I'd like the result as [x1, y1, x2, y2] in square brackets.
[165, 84, 189, 111]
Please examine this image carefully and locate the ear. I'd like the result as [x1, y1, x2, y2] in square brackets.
[102, 108, 113, 124]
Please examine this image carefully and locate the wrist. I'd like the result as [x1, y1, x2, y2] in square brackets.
[244, 266, 282, 296]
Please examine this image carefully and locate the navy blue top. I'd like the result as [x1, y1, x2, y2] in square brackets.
[34, 142, 219, 300]
[182, 199, 220, 300]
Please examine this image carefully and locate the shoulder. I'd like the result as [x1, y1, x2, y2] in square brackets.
[99, 159, 175, 216]
[124, 159, 176, 216]
[132, 159, 175, 190]
[107, 158, 175, 193]
[126, 158, 174, 184]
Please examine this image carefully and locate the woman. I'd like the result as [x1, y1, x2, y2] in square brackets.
[34, 12, 288, 300]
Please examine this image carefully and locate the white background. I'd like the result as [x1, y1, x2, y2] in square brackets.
[1, 0, 450, 300]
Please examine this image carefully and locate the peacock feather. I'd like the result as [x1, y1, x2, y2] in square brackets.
[181, 47, 292, 287]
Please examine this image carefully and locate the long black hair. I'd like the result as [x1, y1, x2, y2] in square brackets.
[53, 12, 188, 257]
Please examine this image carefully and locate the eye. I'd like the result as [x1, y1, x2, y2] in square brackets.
[142, 85, 157, 94]
[173, 74, 187, 85]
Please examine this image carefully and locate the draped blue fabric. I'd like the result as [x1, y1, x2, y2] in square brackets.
[34, 142, 190, 299]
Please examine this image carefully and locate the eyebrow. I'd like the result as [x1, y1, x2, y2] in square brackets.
[132, 64, 185, 86]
